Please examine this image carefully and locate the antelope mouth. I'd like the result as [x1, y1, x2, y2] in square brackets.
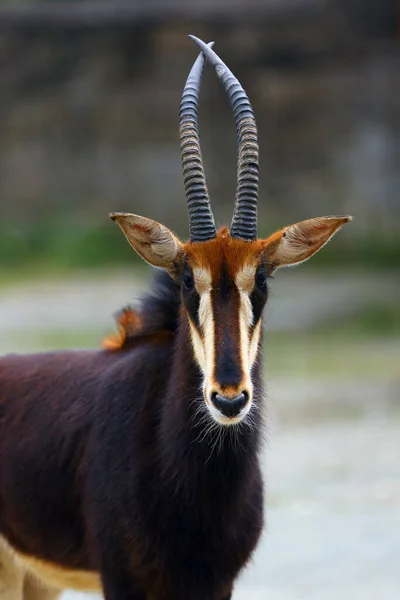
[207, 391, 252, 426]
[209, 405, 252, 426]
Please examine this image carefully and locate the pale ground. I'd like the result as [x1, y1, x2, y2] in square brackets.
[1, 269, 399, 599]
[60, 414, 400, 600]
[59, 413, 400, 599]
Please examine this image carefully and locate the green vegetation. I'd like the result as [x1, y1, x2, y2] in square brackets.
[315, 303, 400, 337]
[1, 221, 399, 270]
[0, 219, 139, 271]
[265, 332, 399, 380]
[307, 232, 400, 269]
[265, 303, 400, 379]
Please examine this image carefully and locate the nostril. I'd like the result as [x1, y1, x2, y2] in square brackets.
[234, 392, 247, 413]
[241, 390, 249, 403]
[211, 392, 223, 411]
[211, 391, 248, 418]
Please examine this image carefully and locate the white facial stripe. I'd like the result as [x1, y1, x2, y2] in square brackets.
[187, 267, 213, 380]
[199, 291, 215, 380]
[188, 285, 215, 392]
[236, 264, 256, 392]
[198, 291, 212, 329]
[239, 290, 254, 330]
[236, 262, 262, 367]
[235, 263, 256, 294]
[238, 291, 253, 401]
[249, 319, 262, 368]
[193, 267, 212, 294]
[189, 320, 206, 371]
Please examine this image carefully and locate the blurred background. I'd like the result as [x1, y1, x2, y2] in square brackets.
[0, 0, 399, 598]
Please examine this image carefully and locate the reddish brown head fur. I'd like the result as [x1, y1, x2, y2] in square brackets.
[111, 215, 351, 424]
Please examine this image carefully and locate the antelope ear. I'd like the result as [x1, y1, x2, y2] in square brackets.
[263, 216, 353, 273]
[110, 213, 184, 275]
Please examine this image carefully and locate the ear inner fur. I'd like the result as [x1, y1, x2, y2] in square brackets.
[262, 216, 352, 272]
[110, 213, 184, 274]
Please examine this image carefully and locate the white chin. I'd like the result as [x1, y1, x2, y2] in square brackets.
[208, 404, 251, 426]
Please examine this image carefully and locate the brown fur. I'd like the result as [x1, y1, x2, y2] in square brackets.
[0, 215, 351, 600]
[185, 227, 265, 281]
[102, 307, 142, 350]
[0, 537, 61, 600]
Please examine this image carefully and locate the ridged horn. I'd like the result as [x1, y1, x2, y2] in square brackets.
[189, 35, 259, 241]
[180, 42, 217, 242]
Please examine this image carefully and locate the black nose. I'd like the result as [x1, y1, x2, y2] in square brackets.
[211, 392, 248, 418]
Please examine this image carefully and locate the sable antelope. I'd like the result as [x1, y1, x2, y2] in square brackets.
[0, 36, 351, 600]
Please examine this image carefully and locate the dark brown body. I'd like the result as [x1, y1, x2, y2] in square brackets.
[0, 272, 264, 600]
[0, 34, 352, 600]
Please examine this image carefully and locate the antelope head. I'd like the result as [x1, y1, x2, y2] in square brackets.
[111, 36, 352, 426]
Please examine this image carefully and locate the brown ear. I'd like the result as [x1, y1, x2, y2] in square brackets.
[110, 213, 184, 275]
[263, 216, 353, 273]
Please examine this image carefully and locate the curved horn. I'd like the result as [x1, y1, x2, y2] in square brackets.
[180, 42, 216, 242]
[189, 35, 259, 241]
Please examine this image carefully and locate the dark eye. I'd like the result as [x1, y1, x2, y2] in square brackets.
[255, 271, 267, 288]
[182, 274, 194, 291]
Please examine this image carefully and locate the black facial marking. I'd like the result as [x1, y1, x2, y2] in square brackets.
[181, 263, 200, 328]
[182, 273, 194, 291]
[213, 262, 243, 388]
[214, 325, 243, 388]
[219, 261, 231, 302]
[250, 263, 269, 330]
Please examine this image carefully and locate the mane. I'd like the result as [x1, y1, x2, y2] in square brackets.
[102, 269, 181, 351]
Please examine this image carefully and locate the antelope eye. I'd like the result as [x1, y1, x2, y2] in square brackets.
[182, 274, 194, 290]
[255, 271, 267, 288]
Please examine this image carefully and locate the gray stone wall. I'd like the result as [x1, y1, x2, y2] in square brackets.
[0, 4, 398, 237]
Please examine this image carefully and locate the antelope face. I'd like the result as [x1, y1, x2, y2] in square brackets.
[182, 229, 267, 424]
[111, 37, 352, 426]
